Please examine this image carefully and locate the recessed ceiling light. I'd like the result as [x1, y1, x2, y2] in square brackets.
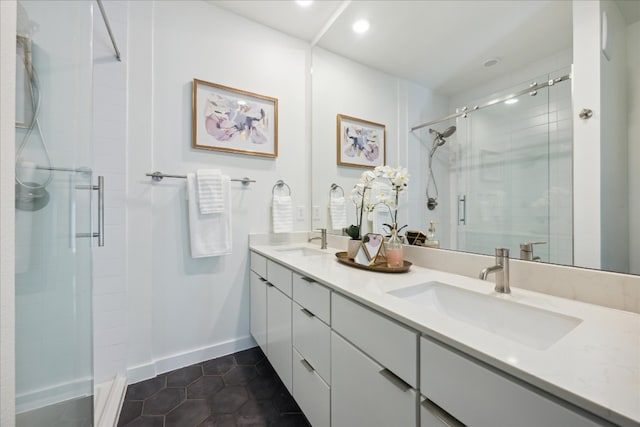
[296, 0, 312, 6]
[352, 19, 370, 34]
[504, 98, 518, 105]
[483, 58, 501, 68]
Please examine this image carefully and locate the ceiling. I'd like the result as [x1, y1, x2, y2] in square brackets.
[208, 0, 635, 95]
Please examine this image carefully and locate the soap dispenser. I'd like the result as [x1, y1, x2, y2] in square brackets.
[424, 220, 440, 248]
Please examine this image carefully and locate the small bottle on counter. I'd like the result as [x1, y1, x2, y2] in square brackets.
[424, 220, 440, 248]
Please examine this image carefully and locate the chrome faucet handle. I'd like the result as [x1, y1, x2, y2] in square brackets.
[519, 242, 545, 261]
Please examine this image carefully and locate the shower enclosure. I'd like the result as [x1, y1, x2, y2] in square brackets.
[14, 1, 96, 425]
[452, 69, 573, 265]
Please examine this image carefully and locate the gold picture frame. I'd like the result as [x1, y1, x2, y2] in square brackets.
[337, 114, 386, 168]
[192, 79, 278, 157]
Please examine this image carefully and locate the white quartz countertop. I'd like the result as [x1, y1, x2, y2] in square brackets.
[250, 242, 640, 426]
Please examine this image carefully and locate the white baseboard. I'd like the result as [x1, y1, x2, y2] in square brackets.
[16, 376, 93, 414]
[94, 375, 126, 427]
[126, 335, 257, 385]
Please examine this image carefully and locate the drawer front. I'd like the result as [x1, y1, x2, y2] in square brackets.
[331, 332, 417, 427]
[250, 271, 267, 354]
[420, 337, 604, 427]
[293, 302, 331, 384]
[332, 292, 417, 388]
[292, 273, 331, 324]
[250, 251, 267, 278]
[293, 348, 330, 427]
[267, 260, 293, 297]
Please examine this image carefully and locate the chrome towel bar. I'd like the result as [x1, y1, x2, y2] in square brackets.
[145, 171, 255, 186]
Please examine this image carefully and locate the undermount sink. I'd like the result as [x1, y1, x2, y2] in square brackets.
[388, 281, 582, 350]
[275, 247, 326, 257]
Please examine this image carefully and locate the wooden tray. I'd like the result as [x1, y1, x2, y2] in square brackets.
[335, 252, 411, 273]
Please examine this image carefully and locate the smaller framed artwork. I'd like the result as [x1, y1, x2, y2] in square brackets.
[337, 114, 386, 168]
[192, 79, 278, 157]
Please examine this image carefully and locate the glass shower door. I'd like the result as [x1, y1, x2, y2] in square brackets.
[455, 75, 555, 262]
[15, 1, 94, 426]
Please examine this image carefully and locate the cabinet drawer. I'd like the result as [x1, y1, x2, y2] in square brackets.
[292, 273, 330, 324]
[293, 348, 330, 427]
[250, 251, 267, 278]
[332, 292, 417, 388]
[293, 302, 331, 384]
[420, 337, 605, 427]
[267, 260, 292, 297]
[331, 332, 417, 427]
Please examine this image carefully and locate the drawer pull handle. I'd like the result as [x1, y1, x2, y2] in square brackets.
[301, 276, 315, 284]
[265, 282, 274, 287]
[300, 308, 315, 318]
[421, 398, 465, 427]
[258, 277, 267, 282]
[378, 368, 411, 392]
[300, 358, 315, 372]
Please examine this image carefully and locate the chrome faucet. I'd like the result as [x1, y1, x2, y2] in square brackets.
[520, 242, 545, 262]
[308, 228, 327, 249]
[479, 248, 510, 294]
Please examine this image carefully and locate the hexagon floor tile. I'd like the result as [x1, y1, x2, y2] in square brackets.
[118, 347, 310, 427]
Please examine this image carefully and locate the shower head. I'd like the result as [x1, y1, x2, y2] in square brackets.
[429, 126, 456, 143]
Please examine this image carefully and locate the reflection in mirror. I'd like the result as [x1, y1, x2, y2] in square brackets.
[311, 0, 639, 275]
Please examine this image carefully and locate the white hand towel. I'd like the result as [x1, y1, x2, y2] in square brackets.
[329, 196, 348, 230]
[196, 169, 224, 214]
[187, 173, 232, 257]
[272, 195, 293, 233]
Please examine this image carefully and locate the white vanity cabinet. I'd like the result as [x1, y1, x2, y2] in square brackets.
[420, 336, 608, 427]
[331, 293, 418, 427]
[250, 253, 293, 393]
[292, 272, 332, 427]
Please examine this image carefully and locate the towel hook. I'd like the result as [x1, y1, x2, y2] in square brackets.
[272, 179, 291, 196]
[329, 183, 344, 198]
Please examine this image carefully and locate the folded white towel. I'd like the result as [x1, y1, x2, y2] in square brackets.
[187, 173, 232, 257]
[329, 196, 348, 230]
[370, 181, 392, 235]
[272, 195, 293, 233]
[196, 169, 224, 214]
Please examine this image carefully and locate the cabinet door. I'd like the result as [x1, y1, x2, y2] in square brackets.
[331, 332, 417, 427]
[250, 272, 267, 354]
[267, 285, 293, 393]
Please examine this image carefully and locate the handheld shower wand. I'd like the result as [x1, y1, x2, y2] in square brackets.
[426, 126, 456, 210]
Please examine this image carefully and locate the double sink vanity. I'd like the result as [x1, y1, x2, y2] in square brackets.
[249, 234, 639, 427]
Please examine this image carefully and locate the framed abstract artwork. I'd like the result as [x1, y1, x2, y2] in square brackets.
[337, 114, 386, 168]
[192, 79, 278, 157]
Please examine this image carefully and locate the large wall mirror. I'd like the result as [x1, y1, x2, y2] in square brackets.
[309, 0, 639, 275]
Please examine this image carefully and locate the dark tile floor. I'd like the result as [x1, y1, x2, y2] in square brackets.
[117, 347, 310, 427]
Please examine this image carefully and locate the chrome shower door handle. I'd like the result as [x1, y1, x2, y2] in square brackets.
[96, 176, 104, 247]
[75, 175, 105, 247]
[457, 195, 466, 225]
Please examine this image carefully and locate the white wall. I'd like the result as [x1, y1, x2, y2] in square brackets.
[92, 0, 129, 385]
[629, 20, 640, 275]
[311, 47, 403, 236]
[127, 1, 311, 382]
[0, 1, 17, 424]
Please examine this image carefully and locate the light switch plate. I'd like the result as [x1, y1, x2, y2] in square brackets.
[312, 205, 320, 221]
[295, 206, 305, 221]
